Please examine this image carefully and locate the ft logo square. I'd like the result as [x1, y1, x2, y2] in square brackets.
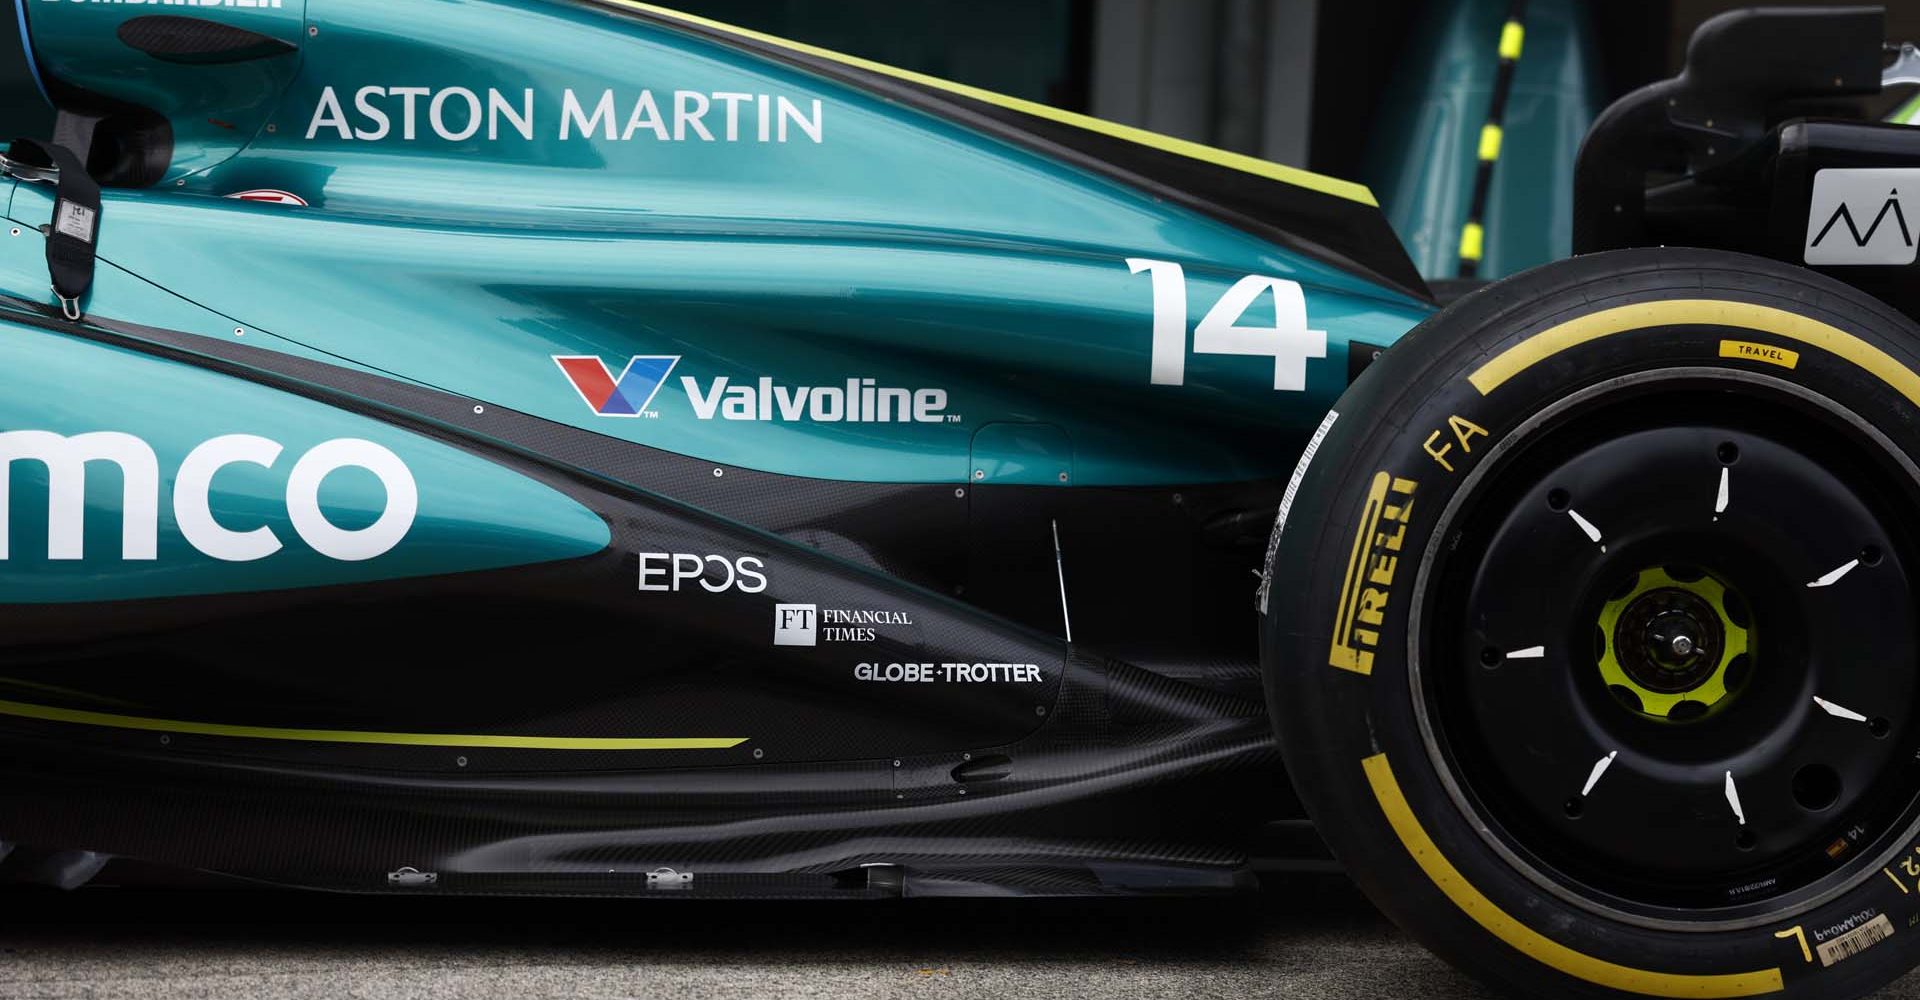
[775, 604, 817, 646]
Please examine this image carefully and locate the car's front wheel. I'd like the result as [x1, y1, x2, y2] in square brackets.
[1264, 248, 1920, 999]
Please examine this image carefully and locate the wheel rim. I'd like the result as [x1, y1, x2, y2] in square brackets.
[1595, 565, 1750, 719]
[1411, 369, 1920, 928]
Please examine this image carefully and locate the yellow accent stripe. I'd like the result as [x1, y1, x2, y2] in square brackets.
[1474, 122, 1505, 161]
[598, 1, 1378, 206]
[1477, 124, 1503, 162]
[1469, 299, 1920, 405]
[1458, 222, 1485, 262]
[1362, 754, 1784, 997]
[1499, 21, 1525, 60]
[0, 698, 746, 750]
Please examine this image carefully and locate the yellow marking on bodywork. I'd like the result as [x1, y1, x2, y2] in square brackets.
[1477, 124, 1503, 162]
[600, 1, 1378, 206]
[1469, 300, 1920, 406]
[1362, 753, 1784, 996]
[1499, 21, 1526, 60]
[0, 698, 746, 750]
[1458, 222, 1485, 261]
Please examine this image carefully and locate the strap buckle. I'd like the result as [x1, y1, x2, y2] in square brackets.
[0, 149, 59, 186]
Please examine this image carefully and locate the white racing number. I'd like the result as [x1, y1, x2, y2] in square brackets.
[1126, 258, 1327, 391]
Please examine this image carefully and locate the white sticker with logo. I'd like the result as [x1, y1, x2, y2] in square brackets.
[0, 431, 415, 562]
[1804, 168, 1920, 265]
[54, 203, 95, 244]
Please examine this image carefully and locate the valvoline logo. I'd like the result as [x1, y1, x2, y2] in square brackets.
[553, 355, 680, 418]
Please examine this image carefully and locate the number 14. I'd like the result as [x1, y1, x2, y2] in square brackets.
[1127, 258, 1328, 391]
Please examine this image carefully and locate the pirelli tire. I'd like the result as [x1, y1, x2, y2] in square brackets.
[1262, 248, 1920, 1000]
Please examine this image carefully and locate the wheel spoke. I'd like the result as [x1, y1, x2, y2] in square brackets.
[1814, 696, 1870, 723]
[1581, 751, 1619, 797]
[1724, 771, 1747, 826]
[1567, 508, 1605, 551]
[1807, 558, 1860, 588]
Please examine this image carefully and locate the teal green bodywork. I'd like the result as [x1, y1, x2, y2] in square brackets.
[1362, 0, 1601, 280]
[0, 308, 611, 602]
[10, 0, 1431, 493]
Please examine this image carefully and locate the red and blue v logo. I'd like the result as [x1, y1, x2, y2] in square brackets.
[553, 355, 681, 418]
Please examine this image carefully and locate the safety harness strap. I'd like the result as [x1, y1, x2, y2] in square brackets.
[9, 137, 99, 320]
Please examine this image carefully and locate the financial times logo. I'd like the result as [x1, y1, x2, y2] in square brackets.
[774, 603, 817, 646]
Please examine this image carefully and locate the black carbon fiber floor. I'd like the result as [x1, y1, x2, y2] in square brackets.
[1, 875, 1918, 999]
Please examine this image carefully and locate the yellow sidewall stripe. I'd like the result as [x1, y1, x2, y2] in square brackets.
[1469, 299, 1920, 405]
[1363, 753, 1784, 997]
[598, 1, 1378, 207]
[0, 698, 746, 750]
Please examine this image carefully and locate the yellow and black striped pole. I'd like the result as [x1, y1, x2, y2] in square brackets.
[1458, 1, 1527, 278]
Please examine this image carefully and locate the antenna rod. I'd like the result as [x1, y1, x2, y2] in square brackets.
[1052, 519, 1073, 644]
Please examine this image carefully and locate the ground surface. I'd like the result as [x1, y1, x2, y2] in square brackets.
[4, 874, 1920, 999]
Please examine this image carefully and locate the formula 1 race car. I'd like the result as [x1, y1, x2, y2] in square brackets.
[3, 1, 1920, 997]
